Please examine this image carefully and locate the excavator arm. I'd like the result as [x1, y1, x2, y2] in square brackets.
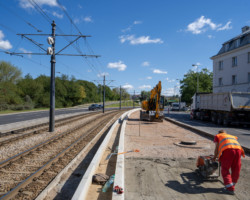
[141, 81, 164, 121]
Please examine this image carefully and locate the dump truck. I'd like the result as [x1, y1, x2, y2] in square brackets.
[190, 92, 250, 126]
[140, 81, 165, 122]
[171, 102, 186, 111]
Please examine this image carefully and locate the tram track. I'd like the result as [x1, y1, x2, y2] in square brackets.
[0, 110, 126, 200]
[0, 111, 102, 146]
[0, 111, 115, 162]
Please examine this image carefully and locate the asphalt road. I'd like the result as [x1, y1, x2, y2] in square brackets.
[0, 106, 137, 126]
[164, 110, 250, 149]
[0, 108, 89, 125]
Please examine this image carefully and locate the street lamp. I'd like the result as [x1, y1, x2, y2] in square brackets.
[176, 79, 181, 111]
[192, 64, 200, 93]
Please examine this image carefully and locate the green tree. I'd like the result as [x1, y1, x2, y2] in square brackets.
[0, 61, 22, 83]
[180, 68, 213, 104]
[17, 74, 43, 103]
[35, 75, 50, 107]
[140, 90, 151, 101]
[0, 61, 22, 109]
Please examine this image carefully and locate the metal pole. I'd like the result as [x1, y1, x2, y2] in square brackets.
[103, 75, 105, 113]
[49, 21, 56, 132]
[120, 85, 121, 110]
[133, 90, 135, 108]
[197, 67, 199, 93]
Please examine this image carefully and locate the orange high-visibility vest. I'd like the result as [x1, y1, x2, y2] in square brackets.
[217, 133, 245, 159]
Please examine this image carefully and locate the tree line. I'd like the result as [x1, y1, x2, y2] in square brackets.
[139, 68, 213, 105]
[0, 61, 130, 111]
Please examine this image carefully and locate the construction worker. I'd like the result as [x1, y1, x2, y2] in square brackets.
[213, 130, 245, 195]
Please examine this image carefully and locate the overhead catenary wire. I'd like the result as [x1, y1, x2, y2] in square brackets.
[26, 0, 103, 79]
[0, 1, 42, 32]
[57, 0, 103, 77]
[1, 0, 101, 82]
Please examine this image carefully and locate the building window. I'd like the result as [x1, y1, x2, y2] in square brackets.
[232, 75, 237, 85]
[219, 61, 223, 70]
[232, 56, 237, 67]
[248, 52, 250, 63]
[236, 39, 240, 47]
[219, 78, 223, 86]
[225, 43, 229, 51]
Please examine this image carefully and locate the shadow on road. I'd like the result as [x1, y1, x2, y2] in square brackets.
[165, 171, 225, 195]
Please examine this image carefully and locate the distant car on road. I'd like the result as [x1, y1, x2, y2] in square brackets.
[88, 104, 99, 111]
[98, 104, 103, 109]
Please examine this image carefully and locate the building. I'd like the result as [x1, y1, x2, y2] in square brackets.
[211, 26, 250, 93]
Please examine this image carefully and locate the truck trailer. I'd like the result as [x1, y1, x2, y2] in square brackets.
[190, 92, 250, 126]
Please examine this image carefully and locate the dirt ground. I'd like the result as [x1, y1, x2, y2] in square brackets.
[124, 111, 250, 200]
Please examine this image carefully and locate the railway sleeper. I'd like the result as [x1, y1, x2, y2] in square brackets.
[21, 190, 33, 196]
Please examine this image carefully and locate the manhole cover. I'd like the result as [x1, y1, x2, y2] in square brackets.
[180, 140, 197, 145]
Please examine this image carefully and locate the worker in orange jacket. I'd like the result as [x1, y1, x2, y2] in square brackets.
[213, 130, 245, 195]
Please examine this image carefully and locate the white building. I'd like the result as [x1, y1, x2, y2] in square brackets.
[211, 26, 250, 93]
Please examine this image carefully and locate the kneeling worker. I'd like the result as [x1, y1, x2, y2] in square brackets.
[213, 130, 245, 195]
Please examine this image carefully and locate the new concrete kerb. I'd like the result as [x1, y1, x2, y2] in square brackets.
[112, 108, 140, 200]
[71, 109, 139, 200]
[164, 117, 250, 154]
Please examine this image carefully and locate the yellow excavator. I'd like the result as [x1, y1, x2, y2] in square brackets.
[140, 81, 165, 122]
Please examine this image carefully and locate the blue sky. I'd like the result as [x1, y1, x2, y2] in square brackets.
[0, 0, 250, 96]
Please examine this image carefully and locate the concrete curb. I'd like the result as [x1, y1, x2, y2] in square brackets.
[112, 108, 140, 200]
[71, 111, 130, 200]
[164, 117, 250, 154]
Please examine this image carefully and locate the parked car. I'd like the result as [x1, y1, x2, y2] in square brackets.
[98, 104, 103, 109]
[88, 104, 99, 111]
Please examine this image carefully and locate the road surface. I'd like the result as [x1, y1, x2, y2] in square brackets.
[164, 110, 250, 149]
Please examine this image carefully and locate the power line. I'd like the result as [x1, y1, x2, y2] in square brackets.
[28, 0, 52, 24]
[57, 0, 103, 76]
[0, 1, 42, 32]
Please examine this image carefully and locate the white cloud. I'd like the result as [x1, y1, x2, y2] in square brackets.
[187, 16, 218, 34]
[78, 4, 82, 9]
[165, 77, 175, 83]
[19, 47, 32, 58]
[208, 35, 214, 39]
[186, 16, 232, 34]
[120, 35, 163, 45]
[146, 76, 152, 80]
[122, 20, 142, 32]
[121, 27, 132, 33]
[217, 21, 232, 31]
[52, 11, 63, 19]
[87, 69, 92, 72]
[142, 61, 150, 67]
[134, 21, 142, 25]
[19, 0, 58, 8]
[162, 88, 175, 96]
[107, 61, 127, 71]
[139, 85, 151, 89]
[122, 84, 133, 90]
[74, 16, 93, 24]
[191, 62, 201, 71]
[0, 30, 12, 50]
[97, 72, 109, 77]
[153, 69, 168, 74]
[84, 16, 93, 22]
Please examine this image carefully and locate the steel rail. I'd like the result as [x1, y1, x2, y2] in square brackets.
[0, 111, 102, 147]
[0, 111, 122, 199]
